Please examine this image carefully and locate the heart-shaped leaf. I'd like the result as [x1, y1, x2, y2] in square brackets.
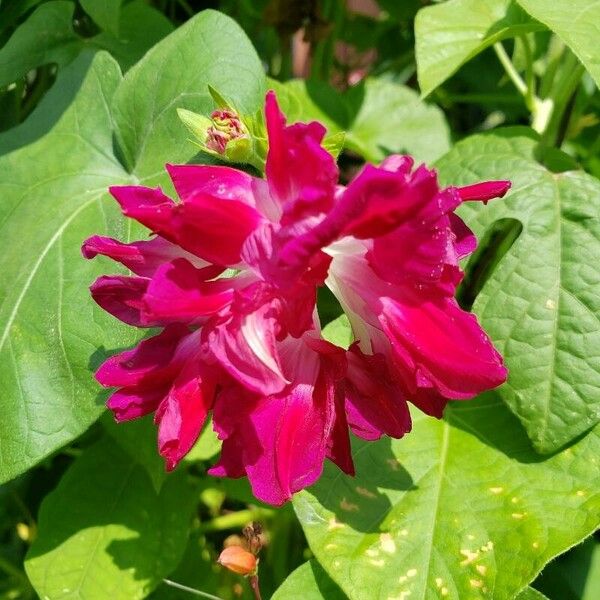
[295, 384, 600, 599]
[414, 0, 543, 97]
[0, 0, 173, 83]
[25, 437, 196, 599]
[436, 129, 600, 452]
[516, 0, 600, 87]
[272, 560, 346, 600]
[0, 9, 265, 484]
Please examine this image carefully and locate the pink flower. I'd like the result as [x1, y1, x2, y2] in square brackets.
[83, 91, 508, 505]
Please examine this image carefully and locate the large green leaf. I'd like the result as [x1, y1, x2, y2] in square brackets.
[0, 0, 173, 84]
[272, 560, 347, 600]
[272, 77, 450, 163]
[0, 10, 265, 484]
[81, 0, 122, 36]
[112, 9, 265, 177]
[25, 437, 196, 599]
[414, 0, 542, 97]
[0, 52, 132, 484]
[294, 387, 600, 600]
[436, 129, 600, 452]
[344, 78, 450, 163]
[0, 1, 81, 87]
[516, 0, 600, 87]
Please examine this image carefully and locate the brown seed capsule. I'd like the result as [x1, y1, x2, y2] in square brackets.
[217, 545, 257, 576]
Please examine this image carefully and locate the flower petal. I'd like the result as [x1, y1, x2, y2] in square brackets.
[166, 163, 258, 206]
[457, 180, 511, 202]
[82, 234, 209, 277]
[106, 387, 167, 422]
[345, 345, 411, 440]
[142, 258, 237, 324]
[96, 324, 190, 388]
[206, 286, 288, 395]
[380, 295, 507, 400]
[264, 91, 338, 223]
[90, 275, 148, 326]
[156, 360, 217, 470]
[172, 194, 262, 265]
[110, 184, 261, 266]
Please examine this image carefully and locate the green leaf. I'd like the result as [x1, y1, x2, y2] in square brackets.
[25, 438, 196, 599]
[516, 588, 550, 600]
[0, 10, 265, 484]
[272, 560, 347, 600]
[321, 314, 352, 349]
[112, 9, 265, 176]
[516, 0, 600, 87]
[436, 129, 600, 452]
[294, 389, 600, 600]
[271, 77, 450, 163]
[344, 78, 451, 163]
[414, 0, 543, 97]
[0, 51, 97, 155]
[534, 537, 600, 600]
[0, 1, 80, 88]
[103, 413, 167, 493]
[0, 52, 133, 484]
[89, 1, 174, 72]
[81, 0, 122, 35]
[0, 0, 173, 86]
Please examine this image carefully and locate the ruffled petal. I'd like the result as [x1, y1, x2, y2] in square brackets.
[156, 360, 217, 470]
[110, 184, 261, 266]
[90, 275, 148, 326]
[345, 345, 411, 440]
[264, 91, 338, 224]
[142, 258, 237, 324]
[380, 295, 507, 400]
[166, 163, 258, 206]
[171, 194, 262, 265]
[457, 180, 511, 202]
[82, 235, 208, 277]
[206, 284, 288, 395]
[449, 213, 477, 259]
[96, 324, 190, 387]
[110, 185, 176, 235]
[106, 387, 167, 422]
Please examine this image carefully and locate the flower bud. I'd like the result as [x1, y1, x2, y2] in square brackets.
[206, 109, 247, 153]
[217, 545, 257, 576]
[178, 106, 257, 166]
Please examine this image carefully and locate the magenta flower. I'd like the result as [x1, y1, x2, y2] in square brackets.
[83, 91, 509, 505]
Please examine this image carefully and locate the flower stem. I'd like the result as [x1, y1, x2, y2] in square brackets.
[163, 579, 224, 600]
[249, 575, 263, 600]
[493, 42, 527, 96]
[519, 35, 536, 112]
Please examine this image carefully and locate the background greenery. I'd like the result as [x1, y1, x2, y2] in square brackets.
[0, 1, 599, 598]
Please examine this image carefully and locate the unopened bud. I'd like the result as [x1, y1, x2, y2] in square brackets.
[217, 545, 257, 576]
[206, 109, 247, 153]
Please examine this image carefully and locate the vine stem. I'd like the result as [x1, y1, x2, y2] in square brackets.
[519, 34, 536, 112]
[163, 579, 224, 600]
[249, 574, 263, 600]
[493, 42, 528, 96]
